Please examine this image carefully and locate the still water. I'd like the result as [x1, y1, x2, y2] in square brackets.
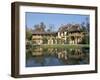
[26, 46, 89, 67]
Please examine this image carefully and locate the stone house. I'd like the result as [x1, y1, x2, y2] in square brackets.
[32, 24, 85, 44]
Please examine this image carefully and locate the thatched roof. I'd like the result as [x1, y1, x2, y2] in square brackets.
[32, 31, 57, 35]
[32, 24, 82, 35]
[68, 24, 81, 32]
[58, 24, 81, 32]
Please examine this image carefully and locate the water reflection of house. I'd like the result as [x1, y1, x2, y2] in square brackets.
[32, 24, 85, 44]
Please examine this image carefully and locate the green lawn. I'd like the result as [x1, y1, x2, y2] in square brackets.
[38, 44, 89, 49]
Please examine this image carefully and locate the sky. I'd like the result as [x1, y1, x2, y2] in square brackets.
[26, 12, 89, 31]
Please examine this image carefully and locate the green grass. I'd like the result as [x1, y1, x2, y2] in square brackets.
[38, 44, 89, 49]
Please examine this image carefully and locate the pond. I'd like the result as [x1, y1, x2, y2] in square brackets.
[26, 45, 89, 67]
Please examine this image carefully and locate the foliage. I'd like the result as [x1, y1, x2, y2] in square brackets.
[81, 17, 90, 44]
[43, 37, 48, 44]
[81, 35, 89, 44]
[26, 27, 33, 40]
[33, 22, 46, 32]
[81, 17, 90, 33]
[47, 24, 54, 32]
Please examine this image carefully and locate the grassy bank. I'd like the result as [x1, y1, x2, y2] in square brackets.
[37, 44, 89, 49]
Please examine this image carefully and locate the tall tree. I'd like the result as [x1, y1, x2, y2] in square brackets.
[86, 17, 90, 32]
[47, 24, 54, 32]
[33, 22, 46, 32]
[81, 22, 87, 32]
[81, 17, 90, 44]
[40, 22, 46, 31]
[26, 27, 33, 40]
